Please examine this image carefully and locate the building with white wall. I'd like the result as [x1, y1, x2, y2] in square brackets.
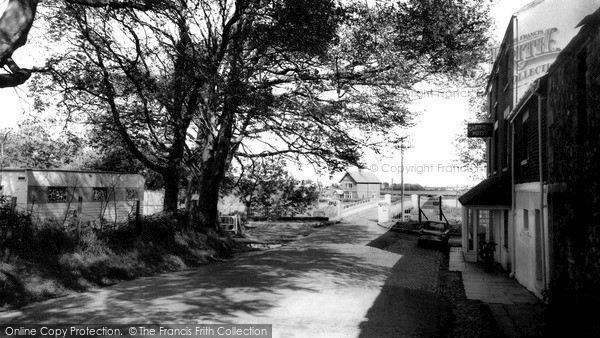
[339, 170, 381, 199]
[459, 1, 600, 300]
[0, 169, 145, 223]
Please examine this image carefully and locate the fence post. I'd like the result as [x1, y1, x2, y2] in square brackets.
[439, 196, 443, 221]
[378, 201, 390, 223]
[135, 200, 142, 233]
[3, 197, 17, 261]
[135, 200, 141, 222]
[337, 201, 343, 221]
[418, 195, 421, 224]
[9, 196, 17, 215]
[77, 196, 83, 213]
[76, 197, 83, 241]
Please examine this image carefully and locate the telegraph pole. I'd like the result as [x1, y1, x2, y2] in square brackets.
[400, 143, 405, 222]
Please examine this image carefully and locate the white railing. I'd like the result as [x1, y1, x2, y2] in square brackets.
[342, 198, 378, 209]
[220, 215, 241, 235]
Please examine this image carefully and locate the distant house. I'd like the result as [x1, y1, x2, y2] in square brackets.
[339, 170, 381, 199]
[0, 169, 145, 223]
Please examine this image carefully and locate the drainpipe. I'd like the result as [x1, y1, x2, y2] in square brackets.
[531, 80, 547, 291]
[510, 116, 517, 278]
[513, 15, 519, 110]
[509, 14, 519, 278]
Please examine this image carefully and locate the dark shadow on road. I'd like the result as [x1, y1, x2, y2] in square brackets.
[358, 285, 452, 337]
[359, 230, 453, 337]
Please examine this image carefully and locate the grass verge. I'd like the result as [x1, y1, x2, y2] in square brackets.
[0, 211, 234, 311]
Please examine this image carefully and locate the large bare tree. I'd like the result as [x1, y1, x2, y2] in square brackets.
[6, 0, 491, 230]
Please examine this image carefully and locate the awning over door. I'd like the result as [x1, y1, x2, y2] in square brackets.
[459, 174, 511, 207]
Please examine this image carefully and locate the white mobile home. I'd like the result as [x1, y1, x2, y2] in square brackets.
[0, 169, 145, 223]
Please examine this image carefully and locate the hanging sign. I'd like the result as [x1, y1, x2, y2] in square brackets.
[467, 123, 493, 138]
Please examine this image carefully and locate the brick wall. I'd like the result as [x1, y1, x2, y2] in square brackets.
[514, 98, 541, 184]
[546, 23, 600, 335]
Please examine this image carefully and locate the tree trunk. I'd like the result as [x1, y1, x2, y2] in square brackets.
[245, 199, 252, 220]
[195, 134, 234, 230]
[162, 169, 180, 212]
[184, 177, 194, 211]
[196, 167, 222, 229]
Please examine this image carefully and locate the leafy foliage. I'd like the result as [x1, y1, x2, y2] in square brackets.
[0, 118, 83, 169]
[235, 158, 319, 218]
[25, 0, 491, 220]
[453, 86, 488, 181]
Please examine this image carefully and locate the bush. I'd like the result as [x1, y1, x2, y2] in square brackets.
[34, 223, 78, 256]
[0, 211, 36, 258]
[1, 210, 227, 260]
[0, 209, 234, 310]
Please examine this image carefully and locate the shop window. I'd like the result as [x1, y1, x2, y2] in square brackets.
[467, 209, 474, 251]
[520, 119, 529, 165]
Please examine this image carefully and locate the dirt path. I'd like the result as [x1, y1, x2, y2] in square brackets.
[0, 207, 450, 337]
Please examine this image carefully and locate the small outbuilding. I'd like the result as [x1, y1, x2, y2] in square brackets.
[0, 169, 145, 223]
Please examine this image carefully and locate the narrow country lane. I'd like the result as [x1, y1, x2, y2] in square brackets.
[0, 207, 450, 337]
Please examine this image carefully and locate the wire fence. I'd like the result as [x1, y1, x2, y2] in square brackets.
[3, 198, 167, 228]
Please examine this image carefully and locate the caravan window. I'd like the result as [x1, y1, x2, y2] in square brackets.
[126, 188, 138, 200]
[93, 188, 109, 201]
[48, 187, 68, 203]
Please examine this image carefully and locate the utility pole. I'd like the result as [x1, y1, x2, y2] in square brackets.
[400, 144, 405, 222]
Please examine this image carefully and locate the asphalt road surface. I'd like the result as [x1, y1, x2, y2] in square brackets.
[0, 207, 450, 337]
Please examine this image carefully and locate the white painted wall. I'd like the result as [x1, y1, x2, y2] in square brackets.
[143, 190, 164, 216]
[356, 183, 381, 199]
[497, 210, 513, 273]
[514, 183, 546, 298]
[1, 169, 145, 223]
[0, 170, 28, 211]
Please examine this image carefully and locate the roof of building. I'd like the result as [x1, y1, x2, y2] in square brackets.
[458, 174, 511, 207]
[340, 171, 381, 184]
[0, 168, 140, 175]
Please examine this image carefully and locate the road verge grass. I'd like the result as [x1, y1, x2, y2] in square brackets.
[0, 211, 234, 311]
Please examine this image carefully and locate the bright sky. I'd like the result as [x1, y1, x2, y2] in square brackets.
[331, 0, 535, 188]
[0, 0, 540, 187]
